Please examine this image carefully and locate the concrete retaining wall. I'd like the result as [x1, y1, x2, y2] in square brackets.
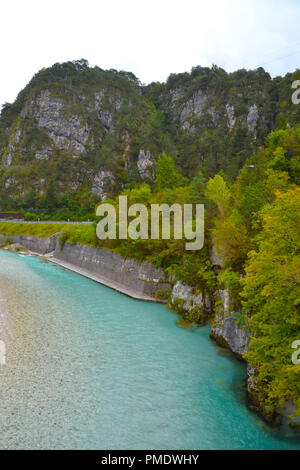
[1, 234, 57, 254]
[54, 242, 170, 297]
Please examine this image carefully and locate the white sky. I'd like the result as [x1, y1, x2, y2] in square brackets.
[1, 0, 300, 108]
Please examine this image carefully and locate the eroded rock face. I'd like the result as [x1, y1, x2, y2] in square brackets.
[169, 88, 183, 107]
[5, 177, 17, 189]
[179, 89, 207, 131]
[3, 127, 22, 168]
[94, 90, 122, 131]
[170, 281, 211, 322]
[208, 106, 219, 126]
[3, 151, 13, 168]
[247, 104, 259, 138]
[211, 289, 249, 357]
[137, 150, 153, 180]
[23, 90, 90, 156]
[2, 86, 127, 174]
[0, 233, 171, 298]
[34, 148, 52, 160]
[1, 234, 57, 254]
[247, 366, 259, 394]
[278, 400, 300, 428]
[247, 366, 300, 428]
[226, 104, 236, 131]
[92, 171, 114, 200]
[193, 89, 208, 116]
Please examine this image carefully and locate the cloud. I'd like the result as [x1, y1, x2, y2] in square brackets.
[1, 0, 300, 108]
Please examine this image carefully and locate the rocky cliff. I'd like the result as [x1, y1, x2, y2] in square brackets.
[169, 280, 212, 324]
[145, 66, 300, 177]
[1, 61, 300, 210]
[210, 288, 249, 358]
[0, 60, 171, 206]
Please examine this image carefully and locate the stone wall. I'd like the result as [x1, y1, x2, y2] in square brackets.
[53, 242, 171, 297]
[1, 234, 57, 254]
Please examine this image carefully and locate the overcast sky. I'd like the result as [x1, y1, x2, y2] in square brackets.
[1, 0, 300, 108]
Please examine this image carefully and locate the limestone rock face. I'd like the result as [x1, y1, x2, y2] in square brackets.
[247, 366, 260, 394]
[247, 104, 259, 138]
[226, 104, 236, 131]
[211, 289, 249, 357]
[170, 281, 211, 320]
[179, 89, 207, 132]
[3, 127, 22, 168]
[137, 150, 153, 180]
[0, 64, 167, 199]
[210, 240, 249, 356]
[93, 90, 122, 131]
[5, 177, 17, 189]
[278, 400, 300, 428]
[247, 365, 300, 428]
[23, 90, 90, 156]
[193, 89, 208, 117]
[3, 151, 13, 168]
[1, 62, 287, 202]
[169, 87, 183, 107]
[208, 106, 219, 126]
[92, 171, 114, 200]
[34, 148, 52, 160]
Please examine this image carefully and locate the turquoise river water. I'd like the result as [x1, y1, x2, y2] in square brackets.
[0, 250, 299, 450]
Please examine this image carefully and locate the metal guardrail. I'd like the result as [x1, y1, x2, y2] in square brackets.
[0, 219, 93, 225]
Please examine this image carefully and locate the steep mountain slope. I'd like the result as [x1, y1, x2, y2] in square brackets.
[0, 60, 299, 213]
[145, 65, 300, 177]
[0, 60, 173, 209]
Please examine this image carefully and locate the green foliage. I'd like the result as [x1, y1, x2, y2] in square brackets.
[153, 288, 172, 301]
[218, 268, 242, 311]
[189, 170, 207, 204]
[121, 183, 151, 205]
[205, 174, 231, 217]
[154, 153, 187, 192]
[57, 228, 73, 249]
[242, 189, 300, 414]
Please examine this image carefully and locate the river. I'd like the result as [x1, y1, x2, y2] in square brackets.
[0, 250, 299, 450]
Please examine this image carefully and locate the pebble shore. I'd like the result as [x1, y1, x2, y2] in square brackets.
[0, 290, 9, 337]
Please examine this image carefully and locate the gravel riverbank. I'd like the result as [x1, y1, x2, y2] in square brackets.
[0, 290, 9, 337]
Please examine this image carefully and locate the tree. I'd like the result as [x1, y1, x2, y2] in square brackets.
[205, 174, 231, 217]
[44, 181, 59, 214]
[154, 153, 187, 192]
[242, 188, 300, 417]
[24, 188, 38, 210]
[189, 170, 206, 204]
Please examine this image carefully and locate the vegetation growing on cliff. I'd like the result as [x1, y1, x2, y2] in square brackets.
[242, 189, 300, 418]
[204, 126, 300, 419]
[1, 60, 300, 218]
